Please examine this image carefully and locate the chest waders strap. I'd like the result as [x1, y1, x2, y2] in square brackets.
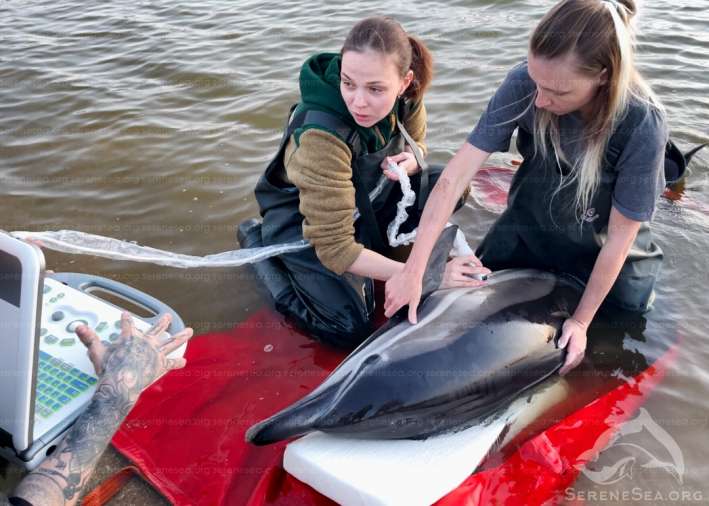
[395, 122, 430, 211]
[605, 125, 689, 185]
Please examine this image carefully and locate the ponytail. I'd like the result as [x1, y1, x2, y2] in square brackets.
[404, 35, 433, 102]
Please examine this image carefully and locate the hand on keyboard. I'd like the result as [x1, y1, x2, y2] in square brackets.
[74, 312, 193, 400]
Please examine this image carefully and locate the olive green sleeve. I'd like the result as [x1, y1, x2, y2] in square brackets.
[284, 128, 364, 275]
[402, 99, 428, 157]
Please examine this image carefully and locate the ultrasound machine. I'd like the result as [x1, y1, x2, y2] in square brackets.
[0, 231, 185, 469]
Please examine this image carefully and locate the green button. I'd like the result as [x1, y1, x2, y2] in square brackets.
[60, 338, 76, 347]
[44, 335, 59, 345]
[43, 285, 51, 294]
[57, 293, 65, 299]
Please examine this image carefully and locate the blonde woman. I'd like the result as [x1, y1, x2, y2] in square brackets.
[385, 0, 668, 374]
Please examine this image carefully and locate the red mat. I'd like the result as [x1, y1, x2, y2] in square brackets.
[112, 309, 346, 505]
[111, 308, 677, 506]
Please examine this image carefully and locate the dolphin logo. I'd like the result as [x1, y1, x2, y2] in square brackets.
[579, 407, 685, 485]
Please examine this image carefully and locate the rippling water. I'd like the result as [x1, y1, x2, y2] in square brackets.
[1, 0, 707, 502]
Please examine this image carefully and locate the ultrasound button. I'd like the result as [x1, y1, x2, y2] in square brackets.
[66, 319, 89, 333]
[51, 311, 65, 322]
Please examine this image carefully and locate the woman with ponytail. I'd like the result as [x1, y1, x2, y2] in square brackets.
[386, 0, 668, 374]
[240, 17, 479, 347]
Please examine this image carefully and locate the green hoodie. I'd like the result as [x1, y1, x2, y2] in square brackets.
[293, 52, 399, 154]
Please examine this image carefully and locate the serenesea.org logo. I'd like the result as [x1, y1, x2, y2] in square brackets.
[564, 408, 705, 502]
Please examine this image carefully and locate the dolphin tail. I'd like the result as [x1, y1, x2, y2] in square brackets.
[245, 388, 334, 445]
[684, 143, 707, 165]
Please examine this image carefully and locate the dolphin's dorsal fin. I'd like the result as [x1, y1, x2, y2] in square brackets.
[421, 225, 458, 297]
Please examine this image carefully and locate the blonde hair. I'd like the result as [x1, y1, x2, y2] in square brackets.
[530, 0, 663, 220]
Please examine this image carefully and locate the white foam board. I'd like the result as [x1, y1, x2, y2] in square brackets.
[283, 419, 506, 506]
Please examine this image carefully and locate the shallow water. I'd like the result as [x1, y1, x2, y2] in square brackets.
[1, 0, 707, 502]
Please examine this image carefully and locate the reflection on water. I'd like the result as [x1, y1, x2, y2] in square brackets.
[0, 0, 707, 501]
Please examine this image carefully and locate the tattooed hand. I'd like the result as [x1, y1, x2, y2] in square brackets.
[77, 312, 192, 402]
[11, 313, 193, 506]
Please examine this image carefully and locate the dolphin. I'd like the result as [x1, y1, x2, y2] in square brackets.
[246, 226, 582, 445]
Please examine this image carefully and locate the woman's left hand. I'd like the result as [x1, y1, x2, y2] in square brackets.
[381, 151, 420, 181]
[558, 318, 589, 375]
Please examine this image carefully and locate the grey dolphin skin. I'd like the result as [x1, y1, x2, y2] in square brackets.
[246, 227, 582, 445]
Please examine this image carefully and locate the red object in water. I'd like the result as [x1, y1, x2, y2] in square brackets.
[112, 309, 346, 506]
[470, 166, 516, 214]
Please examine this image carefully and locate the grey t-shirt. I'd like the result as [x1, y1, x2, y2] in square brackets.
[467, 62, 668, 222]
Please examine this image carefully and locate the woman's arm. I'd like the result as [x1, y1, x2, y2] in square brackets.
[384, 142, 490, 323]
[558, 206, 642, 374]
[347, 249, 404, 281]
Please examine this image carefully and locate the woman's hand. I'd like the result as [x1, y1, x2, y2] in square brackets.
[381, 151, 420, 181]
[441, 255, 490, 289]
[558, 318, 589, 375]
[384, 269, 424, 323]
[385, 256, 490, 324]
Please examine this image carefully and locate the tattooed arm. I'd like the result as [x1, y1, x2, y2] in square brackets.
[11, 312, 193, 506]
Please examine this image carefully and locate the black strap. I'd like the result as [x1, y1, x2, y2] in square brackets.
[397, 121, 427, 171]
[9, 497, 34, 506]
[351, 165, 387, 252]
[396, 122, 430, 211]
[284, 107, 362, 158]
[606, 125, 687, 186]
